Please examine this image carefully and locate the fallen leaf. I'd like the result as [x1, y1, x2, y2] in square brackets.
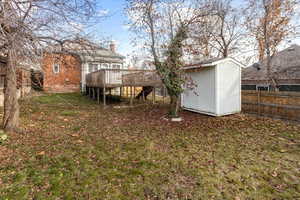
[272, 171, 278, 177]
[37, 151, 45, 156]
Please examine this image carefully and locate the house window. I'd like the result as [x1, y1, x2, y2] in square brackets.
[53, 63, 60, 74]
[88, 64, 93, 73]
[242, 85, 256, 90]
[257, 85, 269, 91]
[88, 63, 98, 73]
[0, 75, 5, 88]
[278, 85, 300, 92]
[112, 64, 121, 69]
[95, 64, 98, 71]
[102, 63, 109, 69]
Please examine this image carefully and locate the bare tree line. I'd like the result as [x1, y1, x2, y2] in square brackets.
[126, 0, 299, 117]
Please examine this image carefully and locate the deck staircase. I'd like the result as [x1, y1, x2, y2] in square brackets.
[135, 86, 153, 100]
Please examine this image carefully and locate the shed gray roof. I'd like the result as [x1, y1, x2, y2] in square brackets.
[184, 57, 245, 69]
[186, 57, 224, 66]
[242, 44, 300, 82]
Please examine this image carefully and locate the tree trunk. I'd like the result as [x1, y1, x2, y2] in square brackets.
[223, 46, 228, 58]
[169, 95, 179, 117]
[3, 49, 20, 132]
[266, 50, 278, 91]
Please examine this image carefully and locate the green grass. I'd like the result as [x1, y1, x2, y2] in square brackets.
[60, 110, 79, 116]
[0, 93, 299, 199]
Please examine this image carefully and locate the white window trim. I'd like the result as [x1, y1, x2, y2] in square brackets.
[53, 63, 60, 74]
[88, 63, 94, 73]
[256, 85, 269, 91]
[111, 63, 122, 69]
[102, 63, 110, 69]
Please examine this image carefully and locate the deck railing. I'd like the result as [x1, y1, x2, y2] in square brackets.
[86, 69, 162, 87]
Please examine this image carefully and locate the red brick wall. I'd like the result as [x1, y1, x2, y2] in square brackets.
[43, 53, 81, 93]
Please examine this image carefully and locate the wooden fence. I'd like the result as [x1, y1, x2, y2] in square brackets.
[242, 90, 300, 121]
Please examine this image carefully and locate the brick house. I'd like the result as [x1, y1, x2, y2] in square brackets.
[42, 42, 125, 93]
[42, 53, 82, 93]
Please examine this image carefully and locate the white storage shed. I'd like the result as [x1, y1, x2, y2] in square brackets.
[181, 57, 244, 116]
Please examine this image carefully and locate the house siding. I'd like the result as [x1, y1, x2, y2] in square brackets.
[43, 53, 81, 93]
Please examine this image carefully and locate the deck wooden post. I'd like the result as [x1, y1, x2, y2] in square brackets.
[103, 87, 106, 106]
[93, 87, 96, 100]
[163, 86, 166, 103]
[142, 89, 145, 102]
[152, 87, 155, 104]
[162, 88, 165, 103]
[120, 87, 122, 99]
[130, 86, 133, 106]
[257, 90, 261, 116]
[97, 87, 100, 104]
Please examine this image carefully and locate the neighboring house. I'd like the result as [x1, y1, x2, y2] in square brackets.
[42, 42, 126, 92]
[42, 53, 82, 93]
[79, 43, 125, 91]
[0, 55, 32, 106]
[242, 44, 300, 92]
[127, 55, 155, 70]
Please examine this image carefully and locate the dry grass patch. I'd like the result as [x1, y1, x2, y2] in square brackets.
[0, 93, 299, 199]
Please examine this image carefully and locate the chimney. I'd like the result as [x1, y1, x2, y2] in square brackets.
[110, 41, 116, 53]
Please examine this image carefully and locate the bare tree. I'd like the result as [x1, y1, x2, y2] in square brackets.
[211, 0, 244, 58]
[0, 0, 98, 132]
[245, 0, 298, 90]
[188, 16, 216, 58]
[187, 0, 245, 60]
[126, 0, 217, 117]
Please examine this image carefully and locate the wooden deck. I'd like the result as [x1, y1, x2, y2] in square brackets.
[85, 69, 163, 106]
[85, 69, 162, 88]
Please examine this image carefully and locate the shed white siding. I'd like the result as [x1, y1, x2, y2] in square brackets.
[181, 58, 242, 117]
[216, 61, 241, 116]
[182, 67, 217, 115]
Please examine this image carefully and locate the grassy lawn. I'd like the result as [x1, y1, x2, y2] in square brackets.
[0, 93, 299, 200]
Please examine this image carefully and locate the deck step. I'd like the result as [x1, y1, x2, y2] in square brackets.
[135, 86, 153, 99]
